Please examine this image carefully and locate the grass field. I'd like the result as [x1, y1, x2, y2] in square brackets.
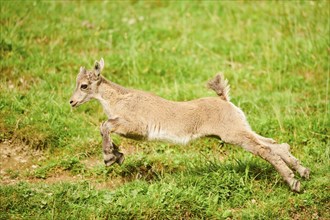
[1, 1, 329, 219]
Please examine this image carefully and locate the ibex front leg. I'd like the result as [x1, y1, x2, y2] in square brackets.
[100, 120, 125, 166]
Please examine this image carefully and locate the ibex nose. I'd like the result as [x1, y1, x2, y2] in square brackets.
[70, 100, 78, 107]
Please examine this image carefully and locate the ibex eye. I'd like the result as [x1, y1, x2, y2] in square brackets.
[80, 84, 88, 89]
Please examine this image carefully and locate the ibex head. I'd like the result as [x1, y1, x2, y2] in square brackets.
[69, 58, 104, 107]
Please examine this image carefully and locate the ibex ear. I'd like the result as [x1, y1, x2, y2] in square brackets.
[99, 58, 104, 71]
[79, 66, 86, 74]
[94, 58, 104, 77]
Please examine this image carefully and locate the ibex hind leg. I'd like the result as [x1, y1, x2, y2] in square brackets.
[222, 131, 301, 192]
[253, 132, 310, 179]
[269, 142, 310, 179]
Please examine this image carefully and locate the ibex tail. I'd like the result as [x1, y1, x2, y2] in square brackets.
[207, 73, 230, 101]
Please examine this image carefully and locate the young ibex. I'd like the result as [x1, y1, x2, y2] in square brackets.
[70, 58, 310, 192]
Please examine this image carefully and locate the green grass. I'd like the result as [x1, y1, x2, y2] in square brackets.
[1, 1, 329, 219]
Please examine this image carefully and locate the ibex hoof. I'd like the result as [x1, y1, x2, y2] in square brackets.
[116, 152, 125, 165]
[290, 179, 301, 193]
[104, 152, 125, 166]
[301, 168, 310, 179]
[104, 154, 117, 166]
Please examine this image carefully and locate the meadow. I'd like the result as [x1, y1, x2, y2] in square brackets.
[0, 1, 329, 219]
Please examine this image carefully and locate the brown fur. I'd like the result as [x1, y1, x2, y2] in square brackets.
[70, 58, 310, 192]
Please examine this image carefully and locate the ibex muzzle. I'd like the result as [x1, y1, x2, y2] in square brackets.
[69, 58, 310, 192]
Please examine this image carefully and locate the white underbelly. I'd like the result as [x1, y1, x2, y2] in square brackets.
[147, 128, 198, 145]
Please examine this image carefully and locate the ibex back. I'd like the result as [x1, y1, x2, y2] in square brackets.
[70, 58, 310, 192]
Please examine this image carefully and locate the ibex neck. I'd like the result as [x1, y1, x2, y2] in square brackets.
[94, 76, 130, 118]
